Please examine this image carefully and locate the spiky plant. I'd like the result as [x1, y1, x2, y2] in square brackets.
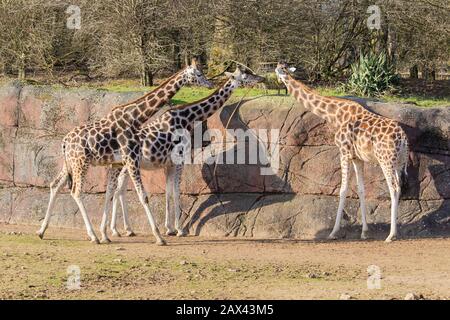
[347, 52, 399, 97]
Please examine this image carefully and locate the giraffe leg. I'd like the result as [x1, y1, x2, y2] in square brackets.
[173, 165, 186, 237]
[352, 160, 369, 240]
[328, 155, 351, 240]
[126, 161, 166, 245]
[381, 166, 401, 242]
[165, 166, 176, 236]
[99, 168, 120, 243]
[110, 168, 130, 236]
[37, 166, 69, 239]
[110, 191, 121, 237]
[116, 170, 135, 236]
[110, 168, 124, 237]
[70, 163, 99, 244]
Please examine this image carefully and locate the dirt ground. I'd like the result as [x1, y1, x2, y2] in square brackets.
[0, 223, 449, 300]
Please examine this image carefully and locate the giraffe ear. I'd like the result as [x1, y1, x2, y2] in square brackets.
[191, 58, 198, 66]
[288, 67, 296, 73]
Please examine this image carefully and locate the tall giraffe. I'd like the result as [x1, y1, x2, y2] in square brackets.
[37, 59, 212, 245]
[100, 66, 265, 241]
[275, 62, 409, 242]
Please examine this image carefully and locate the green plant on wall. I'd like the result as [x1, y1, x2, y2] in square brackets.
[347, 52, 399, 97]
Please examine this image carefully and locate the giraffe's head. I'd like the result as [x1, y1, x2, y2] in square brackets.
[184, 58, 214, 88]
[275, 62, 296, 84]
[224, 65, 265, 86]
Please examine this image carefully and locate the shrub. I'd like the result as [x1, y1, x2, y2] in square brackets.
[346, 52, 399, 97]
[255, 72, 287, 94]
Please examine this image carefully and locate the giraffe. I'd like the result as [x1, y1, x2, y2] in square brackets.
[99, 66, 265, 241]
[275, 62, 409, 242]
[37, 59, 212, 245]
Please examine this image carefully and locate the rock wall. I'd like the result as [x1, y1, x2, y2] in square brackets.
[0, 81, 448, 239]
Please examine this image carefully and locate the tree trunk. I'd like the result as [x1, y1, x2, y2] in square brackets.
[18, 67, 25, 80]
[423, 67, 436, 81]
[184, 52, 190, 67]
[17, 53, 26, 80]
[386, 24, 396, 68]
[138, 30, 154, 86]
[409, 65, 418, 79]
[141, 66, 153, 86]
[172, 31, 182, 70]
[208, 14, 233, 75]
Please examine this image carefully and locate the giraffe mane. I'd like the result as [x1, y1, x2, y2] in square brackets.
[288, 75, 358, 105]
[111, 67, 187, 111]
[171, 79, 230, 111]
[288, 74, 320, 95]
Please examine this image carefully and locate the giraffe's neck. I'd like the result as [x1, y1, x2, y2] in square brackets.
[176, 78, 237, 125]
[109, 68, 187, 128]
[284, 75, 341, 125]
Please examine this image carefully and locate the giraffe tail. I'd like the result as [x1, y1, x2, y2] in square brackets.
[399, 138, 410, 190]
[403, 139, 410, 178]
[62, 142, 73, 190]
[67, 172, 73, 191]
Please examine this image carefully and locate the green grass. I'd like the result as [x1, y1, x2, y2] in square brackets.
[96, 81, 279, 104]
[316, 86, 450, 108]
[377, 94, 450, 108]
[97, 80, 449, 107]
[315, 86, 347, 97]
[172, 87, 281, 104]
[4, 76, 447, 108]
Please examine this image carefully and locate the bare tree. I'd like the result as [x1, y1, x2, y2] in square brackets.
[383, 0, 450, 79]
[0, 0, 448, 82]
[0, 0, 63, 79]
[74, 0, 174, 85]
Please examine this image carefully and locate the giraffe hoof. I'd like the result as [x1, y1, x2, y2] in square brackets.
[125, 231, 136, 237]
[36, 231, 44, 240]
[327, 234, 338, 240]
[156, 238, 167, 246]
[361, 230, 369, 240]
[166, 230, 177, 236]
[176, 230, 187, 237]
[100, 237, 111, 244]
[385, 235, 397, 243]
[91, 238, 100, 244]
[111, 231, 121, 237]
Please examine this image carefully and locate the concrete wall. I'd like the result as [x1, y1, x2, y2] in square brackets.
[0, 81, 448, 239]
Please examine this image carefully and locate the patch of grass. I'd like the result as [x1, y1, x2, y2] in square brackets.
[83, 78, 273, 98]
[90, 82, 450, 107]
[315, 86, 450, 108]
[171, 87, 280, 105]
[67, 79, 450, 107]
[97, 80, 152, 93]
[316, 86, 348, 97]
[379, 94, 450, 108]
[3, 75, 447, 108]
[0, 77, 13, 86]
